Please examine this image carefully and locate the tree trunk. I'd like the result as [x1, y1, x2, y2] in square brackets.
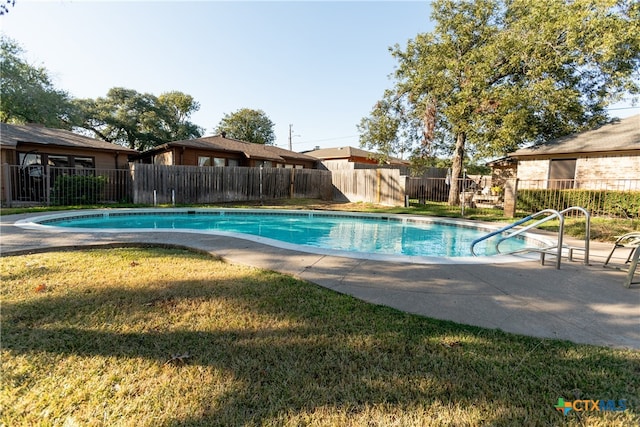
[447, 131, 466, 205]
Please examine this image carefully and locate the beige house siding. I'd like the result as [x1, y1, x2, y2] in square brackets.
[575, 155, 640, 180]
[516, 159, 550, 188]
[505, 115, 639, 190]
[516, 154, 639, 190]
[154, 150, 174, 165]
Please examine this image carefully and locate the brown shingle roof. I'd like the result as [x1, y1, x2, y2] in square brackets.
[304, 146, 409, 165]
[148, 135, 318, 163]
[0, 122, 138, 153]
[261, 144, 318, 162]
[509, 115, 640, 157]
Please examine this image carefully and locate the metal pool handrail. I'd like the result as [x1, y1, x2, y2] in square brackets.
[470, 209, 565, 269]
[558, 206, 591, 265]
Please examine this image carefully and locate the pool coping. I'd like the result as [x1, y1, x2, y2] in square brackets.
[13, 208, 555, 265]
[2, 209, 638, 349]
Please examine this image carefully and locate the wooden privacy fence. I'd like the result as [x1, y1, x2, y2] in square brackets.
[130, 164, 333, 205]
[331, 169, 406, 206]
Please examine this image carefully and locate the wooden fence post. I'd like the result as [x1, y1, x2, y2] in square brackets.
[290, 168, 295, 198]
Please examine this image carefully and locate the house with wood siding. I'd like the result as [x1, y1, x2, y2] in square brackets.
[0, 122, 136, 169]
[134, 134, 318, 169]
[1, 123, 138, 204]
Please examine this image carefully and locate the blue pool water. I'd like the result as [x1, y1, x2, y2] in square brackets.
[36, 210, 541, 258]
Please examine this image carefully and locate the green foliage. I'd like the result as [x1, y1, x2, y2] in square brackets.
[75, 88, 203, 151]
[51, 174, 106, 206]
[358, 93, 416, 160]
[215, 108, 275, 145]
[0, 0, 15, 16]
[518, 189, 640, 218]
[361, 0, 640, 203]
[0, 35, 77, 128]
[0, 37, 203, 150]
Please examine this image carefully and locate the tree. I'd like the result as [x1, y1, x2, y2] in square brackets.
[360, 0, 640, 204]
[0, 36, 77, 128]
[215, 108, 275, 145]
[76, 87, 203, 151]
[1, 0, 15, 16]
[156, 91, 202, 142]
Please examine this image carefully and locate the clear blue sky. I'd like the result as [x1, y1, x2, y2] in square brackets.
[1, 0, 435, 152]
[1, 1, 637, 153]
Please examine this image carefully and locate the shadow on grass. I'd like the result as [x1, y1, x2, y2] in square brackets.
[3, 266, 639, 426]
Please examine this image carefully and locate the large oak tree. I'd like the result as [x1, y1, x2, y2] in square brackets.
[215, 108, 276, 145]
[76, 88, 203, 151]
[359, 0, 640, 204]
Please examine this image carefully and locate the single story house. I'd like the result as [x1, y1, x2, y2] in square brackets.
[1, 122, 138, 204]
[1, 122, 136, 169]
[134, 133, 318, 169]
[304, 146, 410, 174]
[502, 114, 639, 189]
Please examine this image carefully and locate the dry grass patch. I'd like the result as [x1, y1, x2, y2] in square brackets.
[1, 248, 638, 426]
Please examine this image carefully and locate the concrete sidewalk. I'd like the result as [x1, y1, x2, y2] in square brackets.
[1, 211, 638, 350]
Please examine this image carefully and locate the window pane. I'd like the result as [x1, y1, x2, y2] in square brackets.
[214, 158, 226, 167]
[228, 159, 239, 167]
[198, 156, 211, 166]
[549, 159, 576, 189]
[74, 157, 94, 169]
[48, 155, 70, 167]
[19, 153, 44, 177]
[19, 152, 42, 167]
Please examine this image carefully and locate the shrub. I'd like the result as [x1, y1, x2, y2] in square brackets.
[51, 174, 107, 205]
[517, 189, 640, 218]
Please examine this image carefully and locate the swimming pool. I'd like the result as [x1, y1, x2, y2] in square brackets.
[15, 209, 551, 264]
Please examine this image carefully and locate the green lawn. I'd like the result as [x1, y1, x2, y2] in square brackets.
[2, 248, 638, 426]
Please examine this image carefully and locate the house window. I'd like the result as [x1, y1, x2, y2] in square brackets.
[48, 155, 70, 167]
[20, 153, 95, 169]
[74, 157, 94, 169]
[228, 159, 239, 167]
[199, 156, 232, 167]
[18, 152, 43, 177]
[549, 159, 576, 189]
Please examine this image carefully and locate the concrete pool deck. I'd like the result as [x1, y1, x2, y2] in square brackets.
[1, 211, 639, 350]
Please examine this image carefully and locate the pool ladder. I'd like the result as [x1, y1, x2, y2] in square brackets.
[470, 206, 590, 269]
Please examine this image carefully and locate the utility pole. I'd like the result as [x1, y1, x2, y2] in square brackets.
[289, 124, 297, 151]
[289, 124, 293, 151]
[288, 124, 300, 151]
